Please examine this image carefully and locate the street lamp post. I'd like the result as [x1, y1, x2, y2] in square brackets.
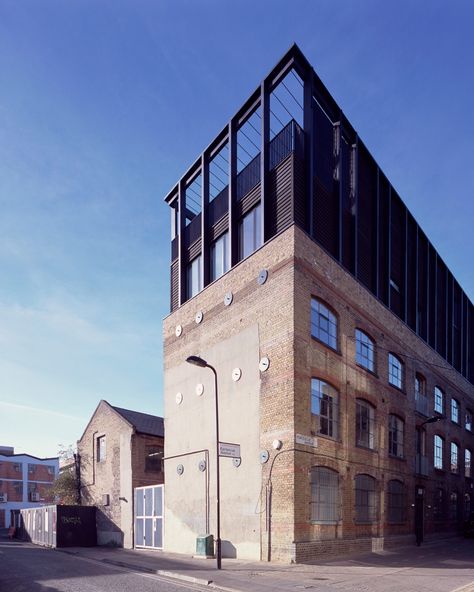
[186, 355, 222, 570]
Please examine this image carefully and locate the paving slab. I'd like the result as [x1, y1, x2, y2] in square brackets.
[55, 538, 474, 592]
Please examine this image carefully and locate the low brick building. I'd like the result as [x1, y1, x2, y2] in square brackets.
[77, 400, 164, 548]
[162, 45, 474, 562]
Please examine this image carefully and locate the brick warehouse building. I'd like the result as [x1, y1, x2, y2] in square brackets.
[162, 45, 474, 562]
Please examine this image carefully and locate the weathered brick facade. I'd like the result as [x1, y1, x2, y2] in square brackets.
[78, 400, 164, 548]
[163, 225, 474, 562]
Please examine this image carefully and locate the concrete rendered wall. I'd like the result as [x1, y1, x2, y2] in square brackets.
[163, 229, 297, 561]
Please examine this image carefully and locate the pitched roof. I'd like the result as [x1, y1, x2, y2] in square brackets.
[111, 405, 164, 438]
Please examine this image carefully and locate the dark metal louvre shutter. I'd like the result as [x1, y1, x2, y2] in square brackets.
[357, 143, 377, 293]
[428, 245, 437, 349]
[389, 192, 405, 320]
[378, 173, 390, 306]
[417, 231, 428, 341]
[436, 259, 447, 359]
[406, 213, 417, 331]
[468, 302, 474, 383]
[340, 137, 355, 274]
[170, 261, 179, 312]
[453, 281, 462, 372]
[313, 102, 338, 259]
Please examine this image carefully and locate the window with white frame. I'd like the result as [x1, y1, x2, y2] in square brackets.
[388, 354, 403, 389]
[238, 204, 262, 260]
[97, 436, 106, 463]
[387, 480, 407, 523]
[310, 467, 339, 523]
[388, 415, 404, 458]
[434, 434, 444, 469]
[311, 379, 339, 439]
[210, 232, 229, 282]
[355, 329, 375, 372]
[451, 442, 459, 473]
[465, 449, 472, 478]
[451, 398, 460, 424]
[311, 299, 337, 350]
[186, 255, 202, 299]
[466, 410, 472, 432]
[355, 474, 377, 523]
[356, 400, 376, 449]
[434, 386, 444, 415]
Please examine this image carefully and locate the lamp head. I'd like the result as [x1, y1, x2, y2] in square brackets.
[186, 355, 208, 368]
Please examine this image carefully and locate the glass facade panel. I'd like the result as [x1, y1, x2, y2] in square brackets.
[388, 354, 403, 388]
[355, 474, 377, 523]
[434, 386, 444, 414]
[388, 415, 404, 458]
[311, 299, 337, 350]
[387, 480, 406, 523]
[356, 400, 375, 449]
[355, 330, 375, 372]
[434, 435, 444, 469]
[311, 379, 338, 439]
[186, 255, 202, 299]
[238, 204, 262, 260]
[210, 232, 229, 282]
[310, 467, 339, 523]
[451, 442, 459, 473]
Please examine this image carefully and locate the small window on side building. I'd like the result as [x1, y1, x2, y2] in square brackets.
[97, 436, 106, 463]
[145, 447, 163, 472]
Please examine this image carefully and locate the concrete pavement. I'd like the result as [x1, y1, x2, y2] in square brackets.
[54, 537, 474, 592]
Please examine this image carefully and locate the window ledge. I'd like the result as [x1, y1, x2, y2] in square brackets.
[355, 363, 378, 378]
[388, 454, 406, 462]
[388, 383, 405, 395]
[311, 335, 341, 356]
[355, 444, 377, 453]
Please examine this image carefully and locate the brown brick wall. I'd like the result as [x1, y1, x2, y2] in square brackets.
[78, 401, 132, 545]
[163, 223, 474, 562]
[131, 434, 164, 490]
[0, 461, 23, 479]
[0, 480, 23, 501]
[27, 464, 55, 482]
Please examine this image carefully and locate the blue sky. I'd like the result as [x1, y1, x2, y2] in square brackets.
[1, 0, 473, 457]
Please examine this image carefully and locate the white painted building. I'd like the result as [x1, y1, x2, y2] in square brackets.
[0, 446, 59, 528]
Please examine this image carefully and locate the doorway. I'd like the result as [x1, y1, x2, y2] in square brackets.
[415, 486, 425, 545]
[134, 485, 163, 549]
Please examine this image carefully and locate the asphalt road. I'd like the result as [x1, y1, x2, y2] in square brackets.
[0, 539, 212, 592]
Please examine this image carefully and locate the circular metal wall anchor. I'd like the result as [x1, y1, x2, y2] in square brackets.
[232, 458, 241, 468]
[195, 383, 204, 396]
[175, 392, 183, 405]
[259, 357, 270, 372]
[224, 292, 233, 306]
[175, 324, 183, 337]
[260, 450, 269, 464]
[257, 269, 268, 285]
[195, 311, 203, 324]
[232, 368, 242, 382]
[198, 460, 207, 472]
[177, 464, 184, 476]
